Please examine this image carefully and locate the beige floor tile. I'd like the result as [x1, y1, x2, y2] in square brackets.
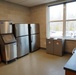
[0, 50, 71, 75]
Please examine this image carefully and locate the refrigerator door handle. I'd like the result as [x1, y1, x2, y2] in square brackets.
[30, 26, 31, 29]
[31, 36, 33, 42]
[30, 25, 31, 30]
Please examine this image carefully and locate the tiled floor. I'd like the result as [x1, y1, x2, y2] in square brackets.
[0, 49, 71, 75]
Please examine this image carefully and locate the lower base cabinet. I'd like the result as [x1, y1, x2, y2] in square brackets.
[46, 38, 64, 56]
[65, 70, 76, 75]
[0, 56, 1, 62]
[53, 39, 64, 56]
[46, 39, 53, 54]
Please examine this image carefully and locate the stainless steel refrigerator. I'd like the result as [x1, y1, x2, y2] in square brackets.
[29, 24, 40, 52]
[13, 24, 29, 58]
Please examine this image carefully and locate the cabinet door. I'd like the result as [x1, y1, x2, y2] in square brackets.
[46, 39, 53, 54]
[0, 45, 1, 62]
[0, 55, 1, 62]
[65, 70, 76, 75]
[53, 40, 63, 56]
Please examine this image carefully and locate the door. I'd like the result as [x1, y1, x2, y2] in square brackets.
[17, 36, 29, 58]
[53, 39, 63, 56]
[46, 39, 53, 54]
[31, 34, 40, 52]
[14, 24, 29, 37]
[30, 24, 39, 34]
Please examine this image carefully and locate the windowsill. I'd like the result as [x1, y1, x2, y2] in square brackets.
[48, 37, 76, 41]
[65, 38, 76, 41]
[49, 37, 76, 40]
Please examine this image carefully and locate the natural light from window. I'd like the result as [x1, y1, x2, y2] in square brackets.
[66, 2, 76, 38]
[49, 1, 76, 39]
[49, 4, 63, 38]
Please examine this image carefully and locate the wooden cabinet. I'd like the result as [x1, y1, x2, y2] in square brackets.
[46, 38, 64, 56]
[65, 70, 76, 75]
[46, 39, 53, 54]
[0, 56, 1, 62]
[53, 39, 64, 56]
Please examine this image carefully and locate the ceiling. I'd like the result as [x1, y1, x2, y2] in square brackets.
[5, 0, 57, 7]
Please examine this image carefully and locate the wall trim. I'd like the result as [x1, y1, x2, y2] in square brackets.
[40, 47, 46, 50]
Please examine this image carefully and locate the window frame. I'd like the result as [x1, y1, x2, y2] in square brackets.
[48, 1, 76, 39]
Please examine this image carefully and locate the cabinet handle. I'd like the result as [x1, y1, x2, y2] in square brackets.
[49, 41, 51, 44]
[56, 42, 59, 45]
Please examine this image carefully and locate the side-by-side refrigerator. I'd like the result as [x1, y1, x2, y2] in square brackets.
[29, 24, 40, 52]
[13, 24, 29, 58]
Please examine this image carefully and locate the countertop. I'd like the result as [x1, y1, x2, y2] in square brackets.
[64, 52, 76, 72]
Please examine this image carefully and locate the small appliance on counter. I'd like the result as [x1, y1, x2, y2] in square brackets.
[0, 20, 17, 64]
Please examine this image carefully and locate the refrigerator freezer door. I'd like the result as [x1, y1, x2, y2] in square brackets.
[17, 36, 29, 58]
[31, 34, 40, 52]
[0, 21, 12, 34]
[14, 24, 29, 37]
[4, 43, 17, 61]
[30, 24, 39, 34]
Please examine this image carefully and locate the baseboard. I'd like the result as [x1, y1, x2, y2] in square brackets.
[40, 47, 46, 50]
[64, 51, 72, 55]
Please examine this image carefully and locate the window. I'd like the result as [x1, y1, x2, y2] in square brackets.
[49, 1, 76, 39]
[49, 4, 63, 38]
[66, 2, 76, 38]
